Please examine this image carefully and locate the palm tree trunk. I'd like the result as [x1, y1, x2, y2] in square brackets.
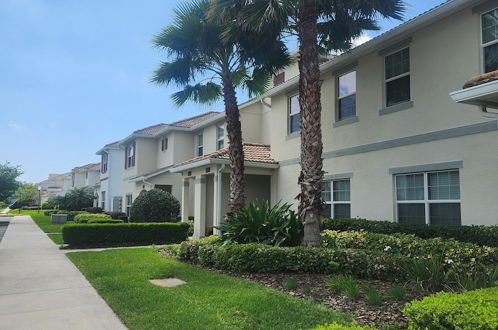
[297, 0, 323, 247]
[221, 76, 246, 212]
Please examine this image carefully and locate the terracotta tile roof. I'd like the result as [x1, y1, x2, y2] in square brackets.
[170, 111, 221, 128]
[173, 143, 276, 168]
[73, 162, 101, 172]
[463, 70, 498, 89]
[133, 123, 168, 135]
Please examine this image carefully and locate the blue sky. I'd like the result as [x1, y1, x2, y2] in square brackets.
[0, 0, 441, 183]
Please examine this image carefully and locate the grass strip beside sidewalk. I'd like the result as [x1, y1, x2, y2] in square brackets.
[68, 248, 351, 330]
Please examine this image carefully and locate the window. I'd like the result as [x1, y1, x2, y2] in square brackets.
[482, 8, 498, 73]
[125, 142, 136, 169]
[337, 71, 356, 120]
[288, 94, 300, 134]
[101, 191, 106, 210]
[197, 133, 204, 156]
[161, 137, 168, 151]
[217, 124, 225, 150]
[126, 194, 132, 217]
[321, 179, 351, 218]
[395, 170, 461, 225]
[101, 152, 108, 174]
[155, 184, 172, 194]
[385, 48, 410, 107]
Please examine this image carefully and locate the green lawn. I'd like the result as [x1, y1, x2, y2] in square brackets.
[10, 210, 66, 244]
[68, 248, 351, 330]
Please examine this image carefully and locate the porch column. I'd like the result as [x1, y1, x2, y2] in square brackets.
[193, 176, 206, 239]
[213, 172, 221, 235]
[181, 179, 190, 222]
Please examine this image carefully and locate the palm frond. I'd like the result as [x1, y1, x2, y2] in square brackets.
[171, 82, 222, 106]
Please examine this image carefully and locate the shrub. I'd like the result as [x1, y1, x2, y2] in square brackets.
[178, 240, 409, 281]
[385, 286, 405, 301]
[104, 212, 128, 221]
[322, 218, 498, 247]
[403, 287, 498, 330]
[130, 189, 180, 222]
[283, 276, 298, 290]
[62, 222, 190, 246]
[74, 213, 111, 223]
[86, 219, 124, 224]
[328, 275, 359, 299]
[81, 207, 103, 213]
[362, 284, 381, 306]
[217, 200, 302, 247]
[321, 230, 498, 266]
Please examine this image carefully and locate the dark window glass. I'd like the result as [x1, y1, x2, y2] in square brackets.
[385, 48, 410, 80]
[289, 95, 300, 133]
[334, 204, 351, 219]
[322, 204, 332, 218]
[482, 8, 498, 44]
[430, 203, 461, 226]
[485, 43, 498, 73]
[398, 204, 426, 225]
[386, 75, 410, 107]
[289, 113, 301, 133]
[338, 95, 356, 120]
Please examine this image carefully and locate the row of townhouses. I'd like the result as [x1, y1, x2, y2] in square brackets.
[39, 163, 101, 203]
[46, 0, 498, 238]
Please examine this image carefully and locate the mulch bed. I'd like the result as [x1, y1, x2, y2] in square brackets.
[157, 250, 427, 329]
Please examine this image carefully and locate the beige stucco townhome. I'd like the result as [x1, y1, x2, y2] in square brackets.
[176, 0, 498, 238]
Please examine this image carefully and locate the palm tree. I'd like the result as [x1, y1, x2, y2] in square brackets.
[152, 0, 289, 213]
[212, 0, 404, 246]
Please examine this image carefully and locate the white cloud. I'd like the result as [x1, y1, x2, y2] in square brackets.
[8, 121, 28, 131]
[351, 33, 373, 48]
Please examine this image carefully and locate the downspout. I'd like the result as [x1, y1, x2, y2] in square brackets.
[480, 105, 498, 118]
[142, 179, 155, 190]
[214, 164, 225, 235]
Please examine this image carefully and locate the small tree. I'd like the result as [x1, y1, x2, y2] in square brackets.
[129, 189, 180, 222]
[17, 183, 39, 205]
[0, 162, 22, 202]
[64, 187, 95, 211]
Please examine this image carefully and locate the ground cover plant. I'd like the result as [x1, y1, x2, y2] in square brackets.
[322, 218, 498, 247]
[67, 248, 352, 330]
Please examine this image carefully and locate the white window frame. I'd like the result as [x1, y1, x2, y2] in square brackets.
[101, 191, 106, 210]
[337, 70, 357, 121]
[384, 47, 411, 107]
[126, 194, 132, 217]
[322, 179, 351, 218]
[197, 132, 204, 156]
[216, 124, 225, 150]
[288, 93, 300, 134]
[481, 7, 498, 73]
[101, 152, 108, 174]
[125, 142, 136, 169]
[161, 137, 168, 151]
[395, 170, 461, 225]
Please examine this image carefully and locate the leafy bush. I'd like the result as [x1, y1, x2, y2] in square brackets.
[403, 287, 498, 330]
[130, 189, 180, 222]
[217, 200, 302, 247]
[104, 212, 128, 221]
[74, 213, 111, 223]
[322, 218, 498, 247]
[178, 239, 409, 281]
[81, 207, 103, 214]
[85, 219, 124, 224]
[62, 222, 190, 246]
[321, 230, 498, 266]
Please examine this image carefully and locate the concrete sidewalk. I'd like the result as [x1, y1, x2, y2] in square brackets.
[0, 216, 127, 330]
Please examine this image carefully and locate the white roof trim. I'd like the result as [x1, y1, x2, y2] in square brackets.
[128, 167, 172, 182]
[171, 158, 279, 173]
[450, 80, 498, 107]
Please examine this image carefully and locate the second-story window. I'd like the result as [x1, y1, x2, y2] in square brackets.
[482, 8, 498, 73]
[337, 71, 356, 120]
[101, 152, 108, 174]
[125, 142, 136, 169]
[217, 124, 225, 150]
[197, 133, 203, 156]
[288, 94, 300, 134]
[161, 137, 168, 151]
[385, 47, 410, 107]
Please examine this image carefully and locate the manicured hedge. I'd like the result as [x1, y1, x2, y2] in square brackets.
[321, 230, 498, 265]
[74, 213, 111, 223]
[84, 219, 124, 224]
[322, 218, 498, 247]
[403, 287, 498, 329]
[178, 239, 410, 281]
[62, 223, 190, 246]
